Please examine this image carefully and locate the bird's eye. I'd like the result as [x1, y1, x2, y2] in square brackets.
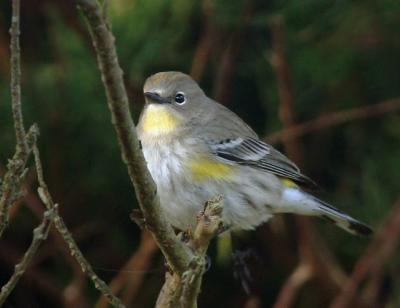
[174, 92, 186, 105]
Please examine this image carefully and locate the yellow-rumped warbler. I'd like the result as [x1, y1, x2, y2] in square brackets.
[137, 71, 372, 236]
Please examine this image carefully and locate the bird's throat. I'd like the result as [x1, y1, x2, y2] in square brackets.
[141, 104, 179, 136]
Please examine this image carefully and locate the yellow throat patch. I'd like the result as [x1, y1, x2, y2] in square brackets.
[188, 157, 234, 181]
[142, 104, 179, 135]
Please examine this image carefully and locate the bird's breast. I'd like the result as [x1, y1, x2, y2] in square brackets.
[141, 138, 189, 187]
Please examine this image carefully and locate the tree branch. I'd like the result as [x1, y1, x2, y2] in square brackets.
[190, 0, 215, 82]
[156, 196, 225, 308]
[0, 125, 37, 237]
[95, 231, 158, 308]
[181, 196, 224, 307]
[330, 197, 400, 308]
[266, 98, 400, 145]
[0, 207, 53, 307]
[76, 2, 226, 306]
[269, 16, 349, 305]
[9, 0, 27, 153]
[272, 262, 313, 308]
[33, 144, 125, 308]
[76, 0, 190, 276]
[0, 0, 37, 238]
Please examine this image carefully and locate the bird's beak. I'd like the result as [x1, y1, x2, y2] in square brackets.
[144, 92, 170, 104]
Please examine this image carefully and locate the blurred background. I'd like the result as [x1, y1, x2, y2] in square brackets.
[0, 0, 399, 307]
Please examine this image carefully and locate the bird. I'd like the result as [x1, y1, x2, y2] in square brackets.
[136, 71, 372, 236]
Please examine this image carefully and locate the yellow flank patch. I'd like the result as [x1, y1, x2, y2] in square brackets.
[142, 105, 179, 135]
[281, 178, 298, 188]
[188, 157, 233, 181]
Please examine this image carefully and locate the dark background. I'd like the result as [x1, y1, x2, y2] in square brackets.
[0, 0, 399, 307]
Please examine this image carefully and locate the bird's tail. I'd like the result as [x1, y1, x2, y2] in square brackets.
[313, 197, 372, 236]
[280, 188, 372, 236]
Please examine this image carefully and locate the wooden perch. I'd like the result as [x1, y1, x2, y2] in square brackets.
[156, 196, 225, 308]
[77, 0, 191, 276]
[76, 1, 225, 306]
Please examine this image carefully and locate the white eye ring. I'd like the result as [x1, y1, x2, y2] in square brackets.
[174, 92, 186, 105]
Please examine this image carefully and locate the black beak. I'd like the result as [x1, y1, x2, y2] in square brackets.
[144, 92, 170, 104]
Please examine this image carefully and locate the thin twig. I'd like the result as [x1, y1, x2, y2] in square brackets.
[213, 0, 252, 105]
[270, 16, 313, 294]
[33, 144, 125, 308]
[191, 195, 224, 254]
[0, 208, 54, 307]
[9, 0, 27, 153]
[0, 0, 36, 238]
[180, 196, 224, 308]
[269, 16, 348, 304]
[95, 231, 158, 308]
[272, 262, 313, 308]
[190, 0, 215, 82]
[330, 198, 400, 308]
[23, 185, 97, 307]
[76, 0, 190, 276]
[0, 125, 38, 237]
[360, 266, 384, 307]
[269, 15, 302, 162]
[266, 98, 400, 145]
[0, 245, 64, 305]
[121, 232, 158, 305]
[156, 196, 224, 308]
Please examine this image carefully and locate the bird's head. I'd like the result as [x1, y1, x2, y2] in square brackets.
[140, 71, 207, 137]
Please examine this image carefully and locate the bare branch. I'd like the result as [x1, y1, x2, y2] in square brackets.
[155, 272, 182, 308]
[76, 0, 190, 276]
[266, 98, 400, 145]
[95, 231, 158, 308]
[0, 125, 38, 237]
[0, 245, 64, 305]
[269, 16, 349, 303]
[181, 196, 224, 308]
[9, 0, 27, 153]
[192, 195, 224, 254]
[0, 207, 53, 307]
[0, 0, 37, 238]
[330, 198, 400, 308]
[272, 262, 313, 308]
[190, 0, 215, 82]
[269, 15, 302, 162]
[156, 196, 224, 308]
[76, 2, 226, 306]
[33, 144, 125, 308]
[213, 0, 252, 105]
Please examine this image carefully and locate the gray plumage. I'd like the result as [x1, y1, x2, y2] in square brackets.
[137, 71, 372, 236]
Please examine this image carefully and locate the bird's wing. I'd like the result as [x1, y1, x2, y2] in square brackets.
[208, 137, 317, 188]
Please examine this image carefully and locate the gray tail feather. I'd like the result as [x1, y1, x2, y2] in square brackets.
[312, 197, 373, 236]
